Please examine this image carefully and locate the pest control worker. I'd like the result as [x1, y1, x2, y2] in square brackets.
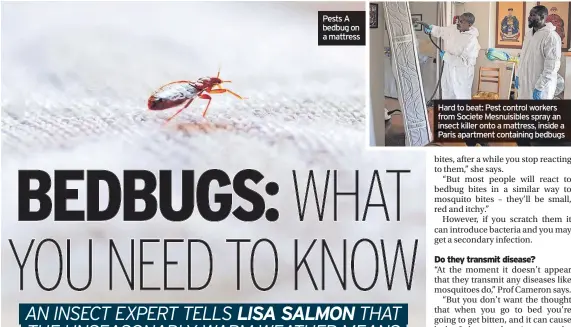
[515, 5, 561, 101]
[419, 13, 484, 146]
[418, 13, 481, 100]
[514, 5, 562, 146]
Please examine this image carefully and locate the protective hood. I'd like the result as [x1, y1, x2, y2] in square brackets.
[461, 26, 479, 37]
[531, 22, 556, 34]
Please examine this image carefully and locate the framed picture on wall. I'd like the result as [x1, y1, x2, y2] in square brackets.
[495, 2, 526, 49]
[370, 3, 379, 28]
[412, 14, 423, 31]
[536, 1, 571, 51]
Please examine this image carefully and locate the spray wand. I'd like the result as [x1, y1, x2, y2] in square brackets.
[415, 21, 444, 106]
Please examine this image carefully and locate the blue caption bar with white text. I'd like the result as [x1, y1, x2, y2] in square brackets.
[20, 303, 408, 327]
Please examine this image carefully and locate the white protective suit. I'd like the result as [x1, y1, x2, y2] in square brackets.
[430, 25, 481, 99]
[517, 22, 562, 100]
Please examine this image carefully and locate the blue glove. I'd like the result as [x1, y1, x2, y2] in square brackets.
[514, 76, 519, 89]
[440, 50, 445, 59]
[424, 25, 433, 34]
[533, 89, 542, 100]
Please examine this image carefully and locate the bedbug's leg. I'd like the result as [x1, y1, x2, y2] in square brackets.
[199, 93, 213, 117]
[163, 98, 195, 125]
[209, 88, 247, 100]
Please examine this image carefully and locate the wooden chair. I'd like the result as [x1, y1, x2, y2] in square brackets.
[472, 67, 501, 100]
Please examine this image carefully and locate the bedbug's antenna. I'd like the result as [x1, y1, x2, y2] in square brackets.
[214, 65, 232, 89]
[219, 66, 231, 83]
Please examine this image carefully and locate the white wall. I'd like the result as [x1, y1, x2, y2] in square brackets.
[454, 2, 494, 48]
[384, 2, 438, 46]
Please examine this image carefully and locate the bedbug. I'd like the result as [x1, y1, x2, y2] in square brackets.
[147, 68, 246, 124]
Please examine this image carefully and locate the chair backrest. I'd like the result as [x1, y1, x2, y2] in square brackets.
[477, 67, 501, 94]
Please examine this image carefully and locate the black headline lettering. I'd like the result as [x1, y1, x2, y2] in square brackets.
[12, 169, 417, 293]
[228, 239, 279, 291]
[294, 239, 418, 291]
[433, 100, 571, 144]
[18, 169, 408, 223]
[292, 170, 409, 222]
[17, 169, 274, 222]
[8, 238, 418, 292]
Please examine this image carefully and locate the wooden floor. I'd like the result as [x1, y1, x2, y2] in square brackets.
[384, 97, 517, 147]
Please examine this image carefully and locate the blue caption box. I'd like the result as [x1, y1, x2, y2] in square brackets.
[20, 303, 408, 327]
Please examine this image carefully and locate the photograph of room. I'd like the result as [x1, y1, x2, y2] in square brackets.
[369, 1, 570, 147]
